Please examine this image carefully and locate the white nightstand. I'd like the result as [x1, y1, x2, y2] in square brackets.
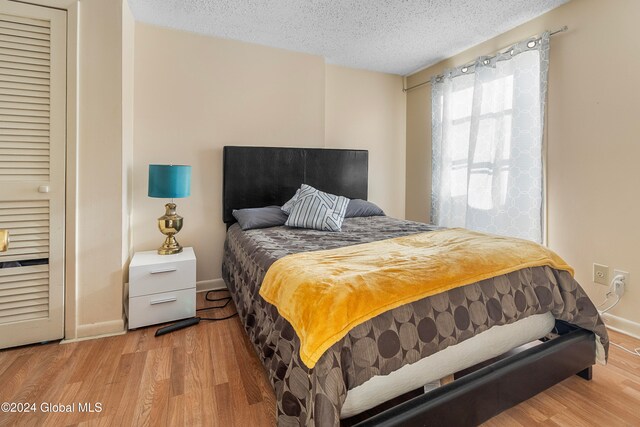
[127, 247, 196, 329]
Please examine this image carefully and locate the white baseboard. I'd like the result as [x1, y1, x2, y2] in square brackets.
[196, 278, 227, 293]
[61, 329, 127, 344]
[71, 316, 126, 341]
[601, 313, 640, 340]
[66, 281, 225, 342]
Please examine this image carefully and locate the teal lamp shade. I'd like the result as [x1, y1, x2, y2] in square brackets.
[148, 165, 191, 198]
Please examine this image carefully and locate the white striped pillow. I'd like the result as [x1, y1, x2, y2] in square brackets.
[281, 189, 300, 214]
[285, 184, 349, 231]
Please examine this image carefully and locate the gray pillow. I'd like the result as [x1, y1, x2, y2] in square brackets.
[345, 199, 385, 218]
[285, 184, 349, 231]
[281, 189, 300, 214]
[232, 206, 288, 230]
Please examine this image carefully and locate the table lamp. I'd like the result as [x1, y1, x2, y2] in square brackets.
[148, 164, 191, 255]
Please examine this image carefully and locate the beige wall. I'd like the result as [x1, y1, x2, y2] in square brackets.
[325, 65, 406, 219]
[73, 0, 129, 336]
[133, 23, 325, 286]
[405, 82, 431, 221]
[133, 24, 406, 286]
[405, 0, 640, 333]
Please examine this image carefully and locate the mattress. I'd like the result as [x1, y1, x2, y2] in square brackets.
[221, 216, 608, 426]
[341, 311, 555, 418]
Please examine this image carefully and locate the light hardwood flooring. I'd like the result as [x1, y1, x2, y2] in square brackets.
[1, 292, 639, 427]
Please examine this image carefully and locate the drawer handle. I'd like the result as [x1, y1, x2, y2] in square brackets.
[150, 267, 177, 274]
[150, 296, 177, 305]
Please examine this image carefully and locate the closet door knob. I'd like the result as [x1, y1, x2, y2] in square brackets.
[0, 229, 9, 252]
[38, 185, 49, 193]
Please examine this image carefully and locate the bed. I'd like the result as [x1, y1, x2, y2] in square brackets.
[221, 146, 608, 426]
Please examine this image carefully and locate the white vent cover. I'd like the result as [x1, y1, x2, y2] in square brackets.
[0, 13, 51, 182]
[0, 263, 49, 324]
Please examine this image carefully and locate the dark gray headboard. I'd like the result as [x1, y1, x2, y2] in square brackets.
[223, 146, 368, 224]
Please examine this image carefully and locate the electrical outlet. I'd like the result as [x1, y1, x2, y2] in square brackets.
[613, 269, 629, 289]
[593, 263, 609, 285]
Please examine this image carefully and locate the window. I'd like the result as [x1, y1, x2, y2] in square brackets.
[431, 35, 549, 243]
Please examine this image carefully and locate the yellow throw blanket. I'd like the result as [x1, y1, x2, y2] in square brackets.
[259, 228, 573, 368]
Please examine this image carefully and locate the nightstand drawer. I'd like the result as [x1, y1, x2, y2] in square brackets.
[129, 258, 195, 297]
[128, 288, 195, 329]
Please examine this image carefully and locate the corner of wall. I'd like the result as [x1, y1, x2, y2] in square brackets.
[122, 0, 135, 283]
[64, 0, 79, 341]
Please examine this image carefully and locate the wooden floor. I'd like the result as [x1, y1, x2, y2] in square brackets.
[1, 292, 639, 427]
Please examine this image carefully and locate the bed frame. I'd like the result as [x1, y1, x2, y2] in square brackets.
[222, 145, 596, 426]
[350, 322, 594, 426]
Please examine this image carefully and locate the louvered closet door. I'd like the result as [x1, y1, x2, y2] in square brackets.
[0, 1, 65, 348]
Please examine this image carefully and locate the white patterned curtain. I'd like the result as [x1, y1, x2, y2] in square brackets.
[431, 32, 550, 243]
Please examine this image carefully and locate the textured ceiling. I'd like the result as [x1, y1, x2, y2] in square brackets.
[128, 0, 568, 75]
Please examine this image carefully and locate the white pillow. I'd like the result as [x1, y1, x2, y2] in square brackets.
[281, 189, 300, 214]
[285, 184, 349, 231]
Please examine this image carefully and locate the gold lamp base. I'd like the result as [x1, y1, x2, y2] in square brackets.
[157, 203, 183, 255]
